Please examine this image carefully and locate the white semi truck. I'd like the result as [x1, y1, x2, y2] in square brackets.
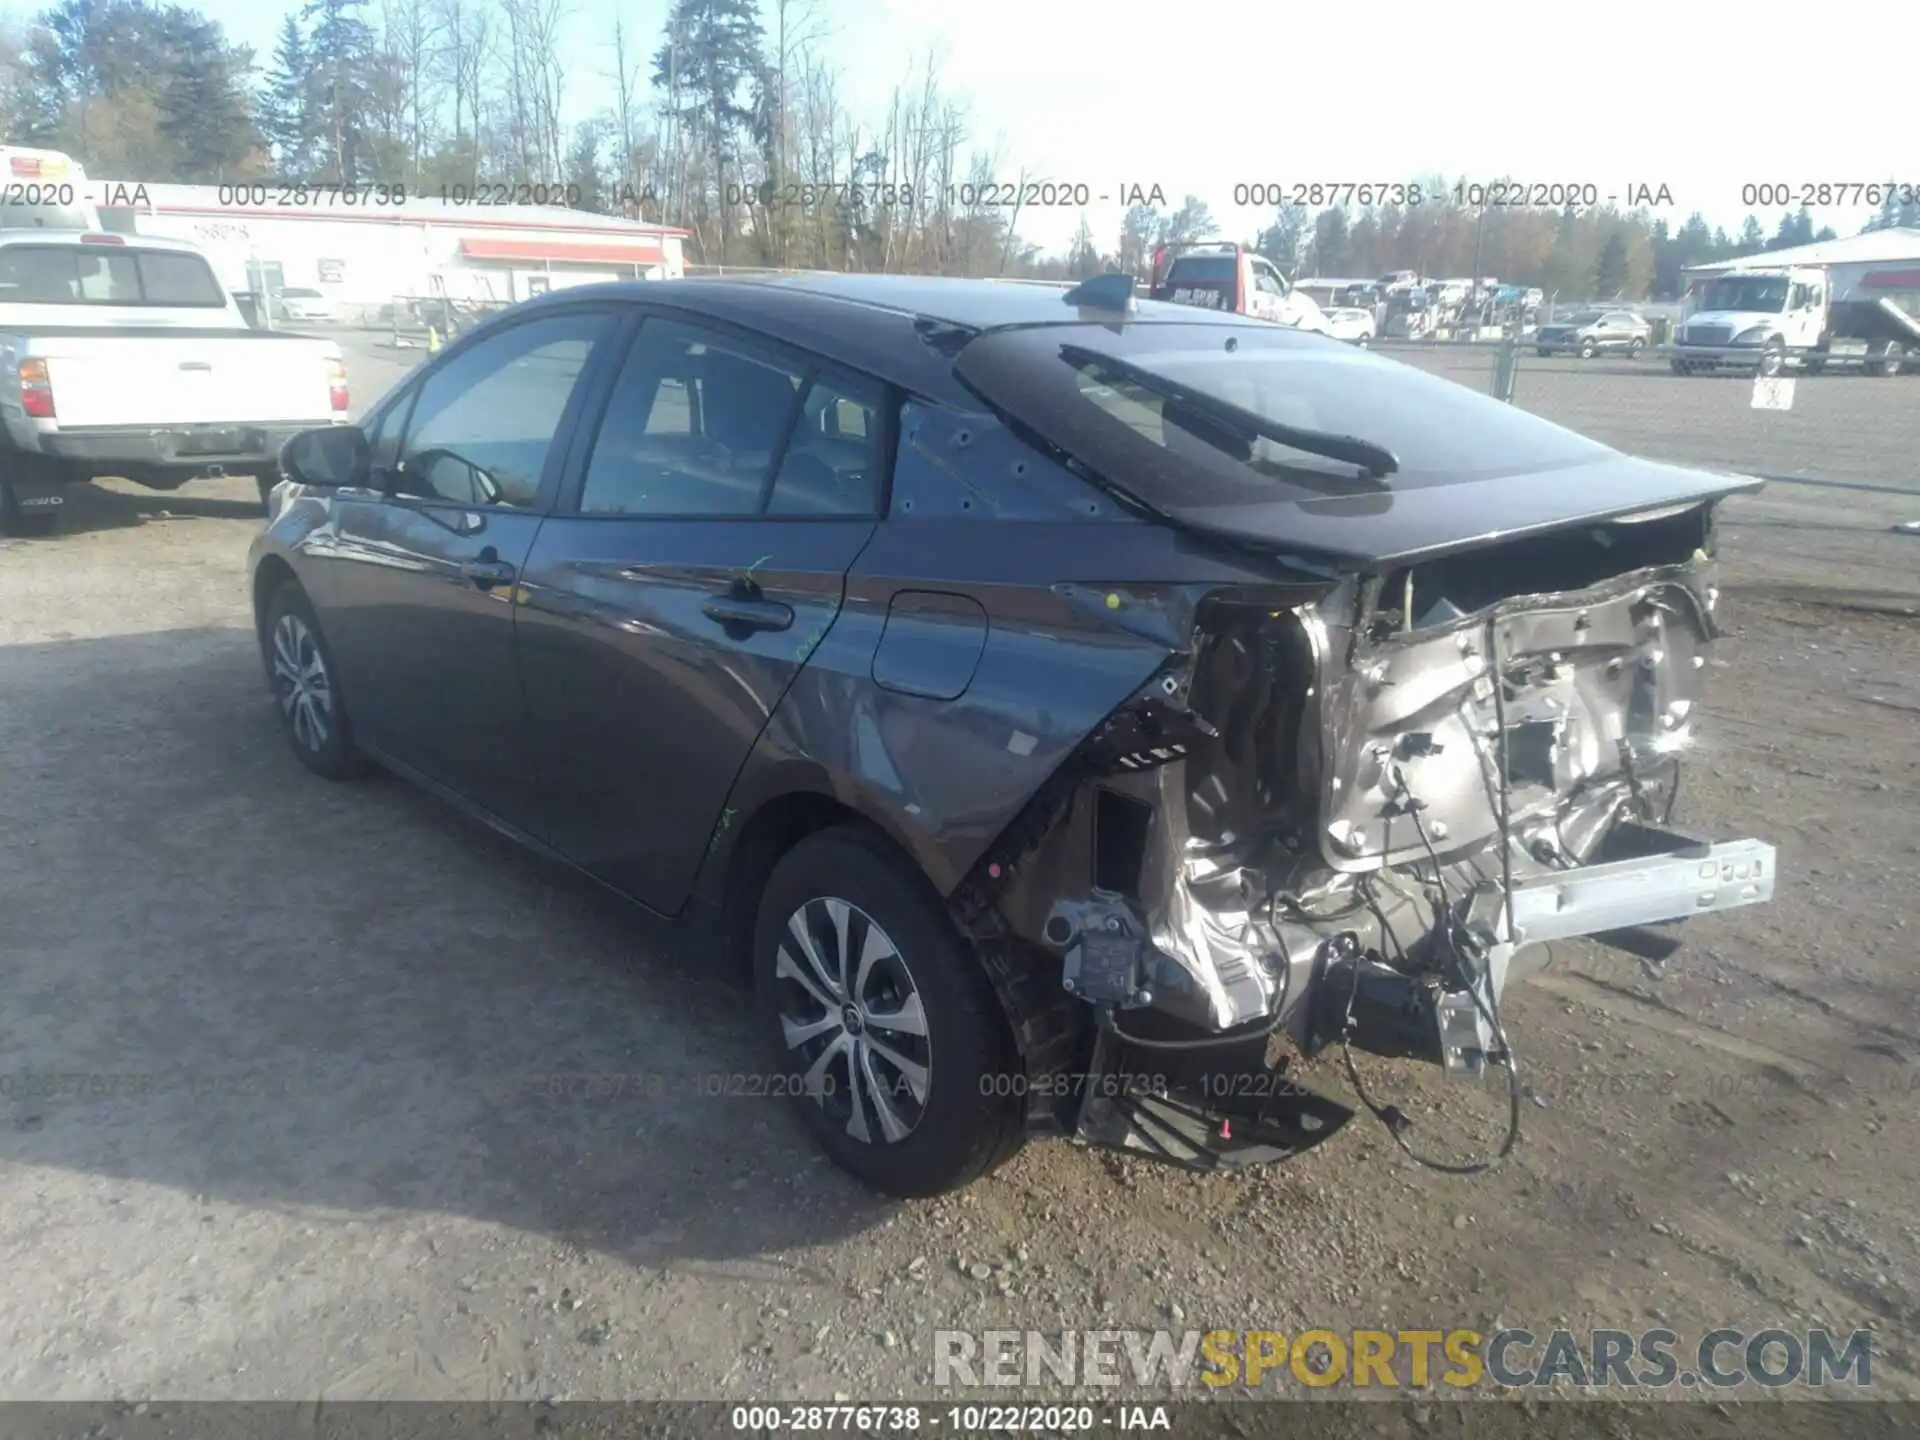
[1666, 257, 1920, 377]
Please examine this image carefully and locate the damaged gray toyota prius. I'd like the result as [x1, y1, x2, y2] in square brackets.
[250, 271, 1777, 1197]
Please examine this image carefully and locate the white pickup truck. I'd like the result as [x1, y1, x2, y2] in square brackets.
[0, 230, 349, 534]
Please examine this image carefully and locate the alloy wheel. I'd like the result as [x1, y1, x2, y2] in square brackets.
[774, 896, 931, 1145]
[272, 612, 333, 753]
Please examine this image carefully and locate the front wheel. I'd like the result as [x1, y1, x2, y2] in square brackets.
[754, 827, 1025, 1197]
[1758, 340, 1786, 377]
[1578, 340, 1597, 359]
[261, 581, 374, 780]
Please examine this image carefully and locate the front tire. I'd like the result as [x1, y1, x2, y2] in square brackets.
[754, 827, 1024, 1198]
[261, 580, 373, 780]
[1578, 340, 1597, 359]
[1758, 339, 1786, 377]
[1628, 337, 1645, 356]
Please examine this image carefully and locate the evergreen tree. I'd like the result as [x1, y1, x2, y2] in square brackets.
[1592, 231, 1627, 297]
[260, 15, 317, 176]
[653, 0, 770, 260]
[1767, 206, 1815, 251]
[1256, 202, 1308, 275]
[155, 7, 259, 180]
[1310, 207, 1349, 276]
[302, 0, 377, 182]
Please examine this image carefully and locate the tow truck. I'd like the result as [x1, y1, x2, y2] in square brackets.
[1148, 241, 1332, 334]
[0, 145, 104, 231]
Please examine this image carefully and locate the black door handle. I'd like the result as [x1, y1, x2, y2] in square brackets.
[461, 557, 517, 589]
[701, 597, 795, 634]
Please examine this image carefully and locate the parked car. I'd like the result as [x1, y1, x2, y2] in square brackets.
[1323, 306, 1376, 345]
[1535, 308, 1651, 358]
[0, 231, 349, 534]
[249, 273, 1777, 1197]
[273, 287, 337, 324]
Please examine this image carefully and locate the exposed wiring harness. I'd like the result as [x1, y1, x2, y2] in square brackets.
[1336, 618, 1524, 1175]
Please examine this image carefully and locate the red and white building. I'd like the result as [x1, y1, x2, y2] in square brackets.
[96, 182, 688, 320]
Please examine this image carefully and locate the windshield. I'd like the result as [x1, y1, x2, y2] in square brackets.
[1563, 311, 1605, 324]
[1698, 276, 1789, 313]
[954, 322, 1612, 511]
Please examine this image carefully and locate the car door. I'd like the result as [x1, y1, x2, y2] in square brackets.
[515, 313, 887, 914]
[312, 306, 619, 832]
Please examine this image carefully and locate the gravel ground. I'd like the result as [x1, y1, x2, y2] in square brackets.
[1, 333, 1916, 1408]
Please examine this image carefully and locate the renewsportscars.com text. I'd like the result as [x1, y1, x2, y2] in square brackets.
[934, 1327, 1873, 1390]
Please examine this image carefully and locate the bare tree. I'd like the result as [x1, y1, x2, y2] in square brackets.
[431, 0, 490, 184]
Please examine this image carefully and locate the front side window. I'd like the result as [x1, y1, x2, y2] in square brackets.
[397, 310, 610, 508]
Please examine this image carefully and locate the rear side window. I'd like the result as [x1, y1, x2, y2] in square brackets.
[766, 377, 884, 517]
[0, 245, 226, 307]
[577, 318, 806, 517]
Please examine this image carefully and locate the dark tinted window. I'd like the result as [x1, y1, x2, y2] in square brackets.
[137, 251, 225, 305]
[1165, 255, 1236, 285]
[0, 245, 224, 306]
[398, 311, 608, 508]
[766, 376, 884, 516]
[577, 318, 805, 517]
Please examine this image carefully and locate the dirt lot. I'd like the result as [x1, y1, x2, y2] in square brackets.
[1, 336, 1916, 1408]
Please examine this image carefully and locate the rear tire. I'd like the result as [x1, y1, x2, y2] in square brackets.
[261, 580, 374, 781]
[754, 827, 1025, 1198]
[1874, 343, 1905, 377]
[1628, 337, 1645, 356]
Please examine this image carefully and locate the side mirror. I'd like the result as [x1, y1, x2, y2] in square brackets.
[280, 425, 370, 489]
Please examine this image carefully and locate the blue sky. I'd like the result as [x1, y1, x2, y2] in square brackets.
[30, 0, 1920, 257]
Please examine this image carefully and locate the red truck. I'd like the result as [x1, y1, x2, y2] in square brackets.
[1147, 241, 1332, 333]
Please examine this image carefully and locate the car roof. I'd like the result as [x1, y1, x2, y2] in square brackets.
[513, 273, 1266, 407]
